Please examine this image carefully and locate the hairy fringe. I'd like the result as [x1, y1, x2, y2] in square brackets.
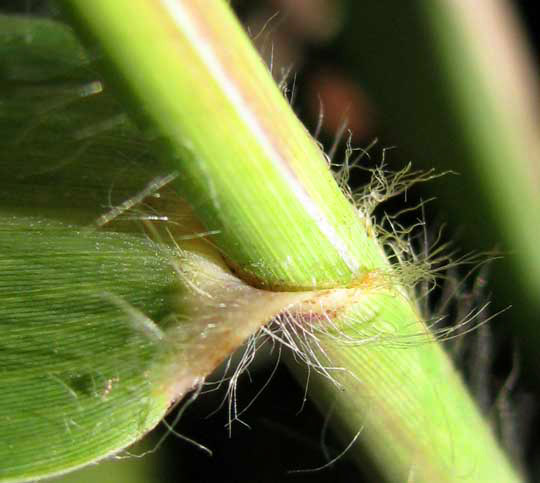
[95, 142, 500, 415]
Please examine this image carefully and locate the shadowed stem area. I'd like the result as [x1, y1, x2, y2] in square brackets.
[64, 1, 520, 481]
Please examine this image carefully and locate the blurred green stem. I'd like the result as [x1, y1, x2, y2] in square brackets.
[342, 0, 540, 355]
